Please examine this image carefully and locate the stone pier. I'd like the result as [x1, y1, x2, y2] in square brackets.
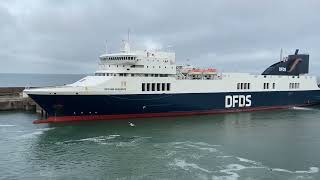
[0, 87, 45, 116]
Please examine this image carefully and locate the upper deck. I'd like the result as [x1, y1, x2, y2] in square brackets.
[96, 41, 176, 76]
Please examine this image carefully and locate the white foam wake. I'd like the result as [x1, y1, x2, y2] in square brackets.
[291, 107, 315, 111]
[63, 134, 121, 144]
[18, 128, 55, 139]
[236, 157, 261, 165]
[185, 144, 217, 153]
[0, 124, 16, 127]
[170, 158, 211, 173]
[213, 164, 264, 180]
[272, 167, 319, 174]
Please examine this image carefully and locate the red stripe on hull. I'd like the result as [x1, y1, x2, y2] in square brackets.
[33, 105, 308, 124]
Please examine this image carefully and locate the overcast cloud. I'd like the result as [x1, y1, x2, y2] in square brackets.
[0, 0, 319, 74]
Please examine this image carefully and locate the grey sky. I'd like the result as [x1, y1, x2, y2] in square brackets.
[0, 0, 319, 74]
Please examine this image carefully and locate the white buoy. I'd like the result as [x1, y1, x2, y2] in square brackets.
[129, 122, 135, 127]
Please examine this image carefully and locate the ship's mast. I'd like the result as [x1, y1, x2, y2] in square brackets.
[127, 29, 130, 43]
[105, 40, 108, 54]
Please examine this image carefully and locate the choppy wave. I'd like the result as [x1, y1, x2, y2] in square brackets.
[160, 141, 320, 179]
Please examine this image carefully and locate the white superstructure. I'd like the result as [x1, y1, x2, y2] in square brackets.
[26, 41, 319, 95]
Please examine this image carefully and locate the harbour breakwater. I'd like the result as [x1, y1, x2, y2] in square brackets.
[0, 87, 45, 116]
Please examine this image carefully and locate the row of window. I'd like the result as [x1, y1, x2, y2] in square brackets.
[100, 64, 174, 69]
[142, 83, 171, 91]
[263, 83, 276, 89]
[236, 82, 303, 90]
[289, 83, 300, 89]
[263, 75, 301, 79]
[237, 83, 251, 90]
[235, 82, 305, 90]
[236, 83, 278, 90]
[95, 73, 170, 77]
[104, 56, 136, 60]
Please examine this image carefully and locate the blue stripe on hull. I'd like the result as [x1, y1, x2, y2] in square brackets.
[29, 90, 320, 117]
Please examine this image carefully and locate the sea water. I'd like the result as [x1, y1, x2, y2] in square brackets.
[0, 74, 319, 179]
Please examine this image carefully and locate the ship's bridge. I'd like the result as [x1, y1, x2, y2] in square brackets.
[95, 41, 176, 77]
[99, 53, 138, 65]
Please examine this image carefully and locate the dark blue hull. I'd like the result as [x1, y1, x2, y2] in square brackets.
[29, 90, 320, 123]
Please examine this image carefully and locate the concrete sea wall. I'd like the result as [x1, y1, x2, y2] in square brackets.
[0, 87, 45, 115]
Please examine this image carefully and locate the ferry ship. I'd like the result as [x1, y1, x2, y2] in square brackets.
[24, 41, 320, 123]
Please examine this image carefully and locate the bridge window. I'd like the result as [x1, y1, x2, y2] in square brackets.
[162, 83, 165, 91]
[146, 83, 150, 91]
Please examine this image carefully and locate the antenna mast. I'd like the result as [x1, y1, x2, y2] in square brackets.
[127, 29, 130, 43]
[105, 40, 108, 54]
[280, 48, 283, 61]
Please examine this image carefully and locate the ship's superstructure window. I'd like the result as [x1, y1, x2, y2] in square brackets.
[289, 83, 300, 89]
[106, 56, 136, 60]
[263, 83, 270, 89]
[152, 83, 155, 91]
[142, 83, 145, 91]
[237, 83, 250, 90]
[272, 83, 276, 89]
[143, 83, 171, 92]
